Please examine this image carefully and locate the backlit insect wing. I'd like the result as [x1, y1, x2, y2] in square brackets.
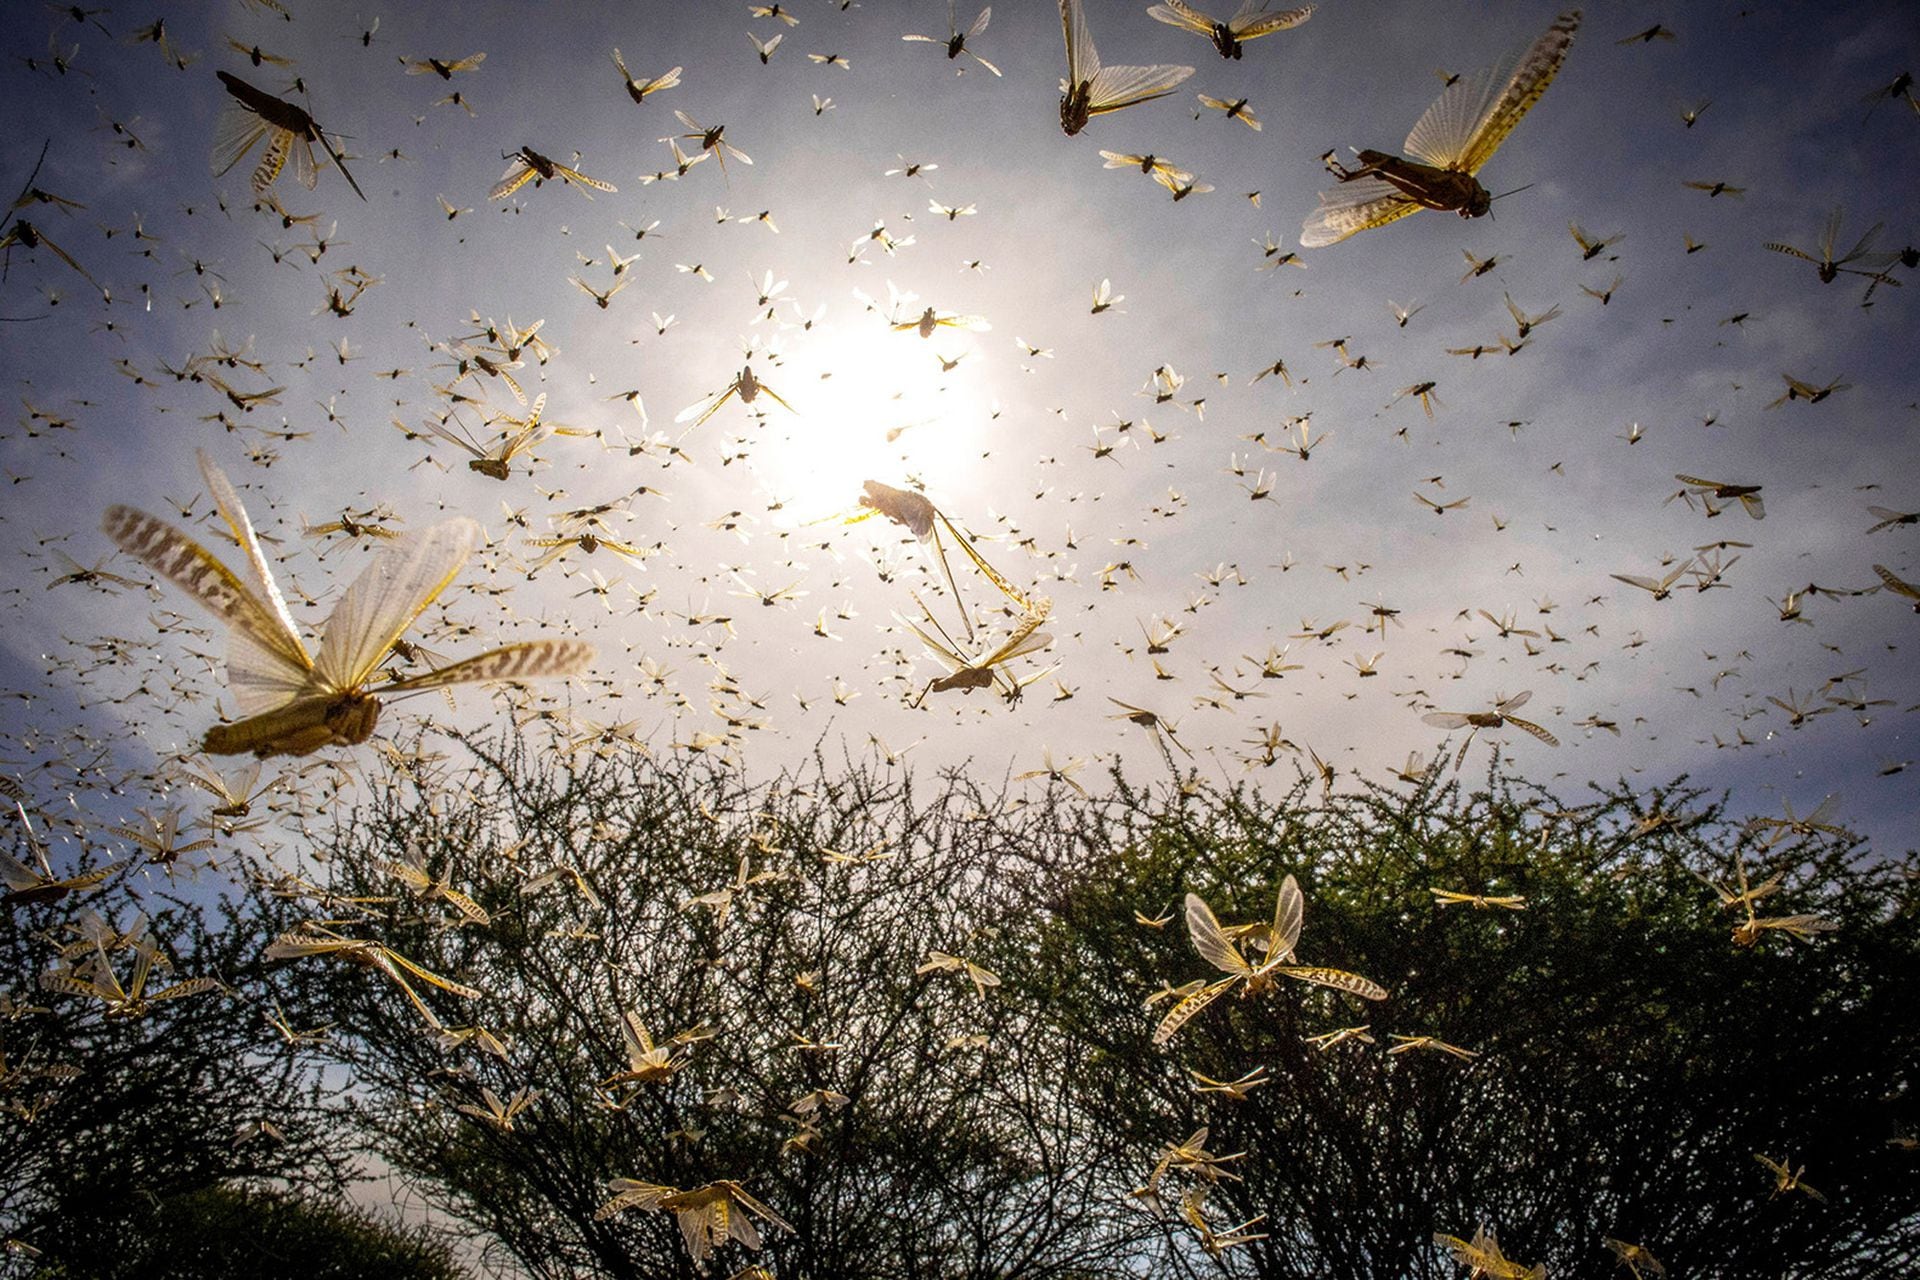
[1268, 873, 1304, 963]
[1872, 564, 1920, 610]
[611, 51, 681, 102]
[749, 30, 784, 63]
[1225, 1, 1316, 41]
[266, 928, 480, 1027]
[310, 519, 476, 694]
[1100, 150, 1182, 179]
[1, 852, 51, 903]
[490, 154, 539, 200]
[211, 72, 361, 200]
[904, 616, 977, 693]
[904, 4, 958, 51]
[981, 611, 1054, 665]
[491, 148, 613, 198]
[1504, 710, 1558, 746]
[1865, 506, 1919, 533]
[851, 482, 1028, 636]
[676, 384, 737, 427]
[1198, 94, 1262, 129]
[110, 467, 589, 755]
[210, 88, 285, 192]
[912, 4, 1008, 77]
[1272, 962, 1389, 1000]
[1148, 0, 1227, 38]
[262, 129, 301, 193]
[1401, 9, 1580, 176]
[1060, 0, 1194, 134]
[404, 52, 486, 77]
[1301, 10, 1577, 247]
[102, 475, 312, 721]
[6, 804, 122, 901]
[596, 1178, 679, 1220]
[427, 412, 533, 480]
[491, 395, 558, 466]
[1785, 793, 1845, 835]
[354, 941, 482, 1011]
[1060, 0, 1101, 110]
[674, 110, 752, 176]
[1422, 707, 1493, 771]
[196, 451, 315, 711]
[550, 158, 619, 194]
[1436, 1228, 1498, 1272]
[1151, 975, 1238, 1045]
[1184, 891, 1255, 977]
[1089, 64, 1196, 119]
[1766, 207, 1899, 283]
[606, 1010, 680, 1084]
[1299, 175, 1423, 247]
[1149, 2, 1315, 56]
[937, 512, 1031, 614]
[1675, 474, 1765, 520]
[909, 608, 1053, 702]
[659, 1182, 793, 1263]
[383, 614, 585, 690]
[1810, 207, 1846, 268]
[1178, 1186, 1269, 1258]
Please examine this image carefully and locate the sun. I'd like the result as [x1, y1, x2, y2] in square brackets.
[745, 319, 996, 526]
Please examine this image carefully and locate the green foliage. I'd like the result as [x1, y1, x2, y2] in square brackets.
[1, 863, 353, 1269]
[15, 739, 1914, 1280]
[1027, 768, 1920, 1277]
[22, 1183, 462, 1280]
[260, 736, 1130, 1279]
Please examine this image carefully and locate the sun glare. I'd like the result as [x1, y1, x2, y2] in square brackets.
[746, 321, 995, 525]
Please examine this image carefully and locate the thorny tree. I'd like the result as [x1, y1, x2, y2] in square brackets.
[259, 733, 1133, 1279]
[1, 805, 355, 1273]
[1021, 767, 1920, 1278]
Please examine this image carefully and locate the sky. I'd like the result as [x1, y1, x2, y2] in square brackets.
[2, 0, 1918, 857]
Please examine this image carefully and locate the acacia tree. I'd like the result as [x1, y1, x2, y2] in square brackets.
[27, 1183, 463, 1280]
[1018, 767, 1920, 1278]
[0, 808, 359, 1276]
[149, 730, 1918, 1279]
[262, 733, 1135, 1279]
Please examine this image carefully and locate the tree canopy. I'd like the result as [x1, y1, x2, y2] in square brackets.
[5, 739, 1916, 1278]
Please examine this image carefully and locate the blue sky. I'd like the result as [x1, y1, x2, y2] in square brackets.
[2, 0, 1917, 854]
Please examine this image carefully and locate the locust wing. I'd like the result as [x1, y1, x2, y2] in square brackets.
[198, 452, 309, 674]
[313, 520, 478, 693]
[1275, 964, 1388, 1000]
[211, 105, 270, 181]
[1088, 63, 1195, 114]
[1184, 892, 1253, 977]
[1231, 2, 1315, 40]
[1403, 9, 1579, 174]
[382, 638, 592, 694]
[1269, 873, 1303, 962]
[1147, 0, 1217, 36]
[490, 157, 537, 201]
[552, 161, 618, 194]
[1061, 0, 1101, 86]
[1505, 717, 1560, 748]
[1152, 975, 1237, 1045]
[101, 500, 315, 718]
[1300, 176, 1420, 248]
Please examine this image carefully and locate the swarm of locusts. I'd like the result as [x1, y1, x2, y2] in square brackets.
[3, 0, 1912, 1272]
